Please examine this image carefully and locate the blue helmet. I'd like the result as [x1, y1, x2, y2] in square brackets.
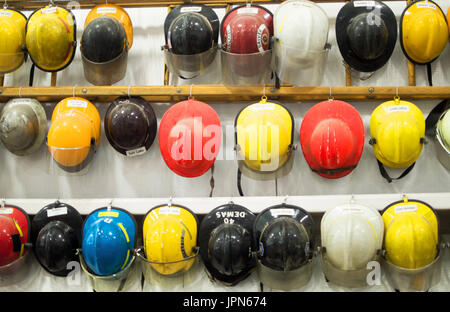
[82, 207, 137, 276]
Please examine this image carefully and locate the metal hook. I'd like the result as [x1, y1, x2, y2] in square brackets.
[263, 84, 266, 97]
[107, 199, 113, 211]
[189, 84, 193, 99]
[328, 86, 334, 101]
[1, 198, 5, 209]
[402, 194, 408, 203]
[168, 196, 173, 208]
[350, 194, 355, 204]
[18, 87, 22, 98]
[128, 86, 131, 98]
[3, 0, 7, 10]
[49, 0, 54, 7]
[283, 195, 289, 204]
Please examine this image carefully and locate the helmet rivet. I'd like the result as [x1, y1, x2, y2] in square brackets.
[368, 88, 374, 93]
[82, 88, 87, 94]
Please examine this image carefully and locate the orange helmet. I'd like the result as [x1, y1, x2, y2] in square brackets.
[85, 3, 133, 49]
[47, 97, 101, 172]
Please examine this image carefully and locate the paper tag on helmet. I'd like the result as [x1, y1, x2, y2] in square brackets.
[270, 208, 295, 217]
[251, 103, 275, 111]
[416, 3, 436, 10]
[158, 207, 181, 215]
[394, 204, 418, 214]
[353, 1, 376, 7]
[98, 211, 119, 217]
[341, 206, 364, 214]
[42, 7, 57, 14]
[387, 106, 410, 113]
[237, 7, 259, 15]
[0, 11, 13, 17]
[180, 7, 202, 13]
[126, 146, 146, 157]
[0, 208, 13, 214]
[67, 99, 88, 108]
[47, 207, 68, 217]
[97, 7, 117, 14]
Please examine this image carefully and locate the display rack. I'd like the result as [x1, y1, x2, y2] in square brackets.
[0, 0, 426, 93]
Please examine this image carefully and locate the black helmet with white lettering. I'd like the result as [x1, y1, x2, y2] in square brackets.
[199, 203, 256, 285]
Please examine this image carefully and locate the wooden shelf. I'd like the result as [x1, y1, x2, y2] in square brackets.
[0, 85, 449, 103]
[5, 0, 402, 10]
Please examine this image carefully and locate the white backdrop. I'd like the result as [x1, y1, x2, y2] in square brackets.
[0, 1, 449, 292]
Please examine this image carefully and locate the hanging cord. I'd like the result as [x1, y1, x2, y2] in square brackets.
[3, 0, 7, 10]
[275, 178, 278, 196]
[425, 99, 449, 137]
[237, 168, 244, 196]
[209, 165, 215, 197]
[427, 64, 433, 87]
[29, 64, 35, 87]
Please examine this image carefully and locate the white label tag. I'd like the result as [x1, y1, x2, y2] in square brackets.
[237, 7, 259, 15]
[271, 208, 295, 217]
[394, 204, 418, 214]
[42, 7, 57, 14]
[342, 207, 363, 214]
[126, 146, 147, 157]
[417, 3, 436, 10]
[158, 207, 181, 215]
[67, 99, 88, 108]
[0, 11, 13, 17]
[251, 103, 275, 111]
[387, 105, 410, 113]
[353, 1, 376, 7]
[256, 24, 267, 53]
[180, 7, 202, 13]
[0, 208, 13, 214]
[47, 207, 68, 217]
[97, 7, 117, 14]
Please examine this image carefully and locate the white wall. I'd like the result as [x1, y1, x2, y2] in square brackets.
[0, 0, 449, 293]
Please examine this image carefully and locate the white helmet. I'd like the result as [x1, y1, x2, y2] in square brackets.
[321, 202, 384, 287]
[273, 0, 329, 85]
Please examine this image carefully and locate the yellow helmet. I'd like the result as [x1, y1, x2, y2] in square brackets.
[85, 4, 133, 49]
[382, 198, 438, 269]
[0, 8, 26, 74]
[400, 0, 448, 65]
[47, 97, 100, 171]
[370, 98, 425, 169]
[26, 6, 76, 72]
[235, 97, 294, 173]
[143, 205, 199, 276]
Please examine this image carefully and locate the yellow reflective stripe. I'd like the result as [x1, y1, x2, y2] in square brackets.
[120, 250, 130, 270]
[118, 223, 130, 243]
[365, 218, 378, 239]
[279, 15, 288, 34]
[13, 219, 23, 237]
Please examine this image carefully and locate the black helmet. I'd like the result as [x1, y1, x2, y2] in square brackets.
[199, 204, 256, 285]
[31, 202, 83, 277]
[254, 204, 315, 290]
[81, 16, 127, 63]
[104, 96, 157, 156]
[164, 4, 219, 55]
[336, 0, 397, 73]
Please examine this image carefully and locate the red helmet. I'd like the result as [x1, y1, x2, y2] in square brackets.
[0, 205, 30, 267]
[300, 100, 365, 179]
[159, 99, 222, 178]
[221, 5, 273, 54]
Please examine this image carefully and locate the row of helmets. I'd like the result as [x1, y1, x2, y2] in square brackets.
[2, 0, 450, 86]
[165, 0, 450, 85]
[1, 94, 449, 183]
[0, 3, 132, 86]
[0, 197, 446, 292]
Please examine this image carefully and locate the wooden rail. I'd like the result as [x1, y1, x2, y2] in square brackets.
[0, 85, 449, 103]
